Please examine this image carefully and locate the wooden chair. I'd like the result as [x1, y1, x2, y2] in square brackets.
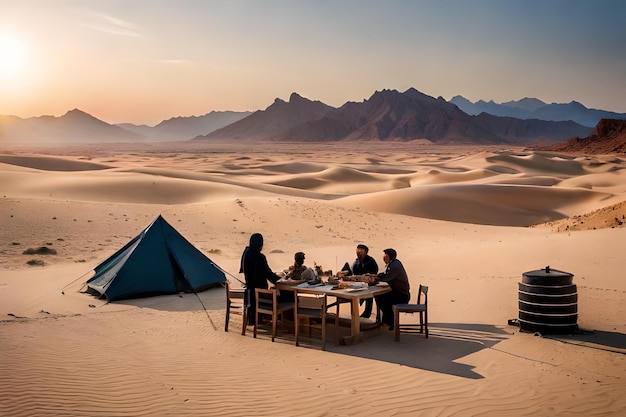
[254, 288, 295, 342]
[295, 293, 336, 350]
[224, 281, 247, 335]
[393, 284, 428, 341]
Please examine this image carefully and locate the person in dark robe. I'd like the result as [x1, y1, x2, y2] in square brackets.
[239, 233, 281, 325]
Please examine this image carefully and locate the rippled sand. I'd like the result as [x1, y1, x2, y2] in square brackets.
[1, 143, 625, 416]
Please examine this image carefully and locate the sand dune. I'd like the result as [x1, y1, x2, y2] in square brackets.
[484, 152, 587, 176]
[1, 144, 625, 416]
[0, 154, 111, 171]
[338, 183, 613, 226]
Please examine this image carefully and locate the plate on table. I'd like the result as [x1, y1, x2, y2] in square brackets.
[375, 282, 389, 287]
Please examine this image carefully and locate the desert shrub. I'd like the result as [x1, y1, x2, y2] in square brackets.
[27, 259, 45, 266]
[23, 247, 57, 255]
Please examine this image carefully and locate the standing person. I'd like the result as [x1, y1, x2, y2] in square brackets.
[374, 248, 410, 330]
[239, 233, 281, 325]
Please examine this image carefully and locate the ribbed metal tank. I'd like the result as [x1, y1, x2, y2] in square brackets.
[518, 266, 578, 334]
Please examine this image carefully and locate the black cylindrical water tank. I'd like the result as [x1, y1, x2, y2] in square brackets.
[518, 266, 578, 334]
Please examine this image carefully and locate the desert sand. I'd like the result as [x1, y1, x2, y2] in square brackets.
[1, 142, 625, 416]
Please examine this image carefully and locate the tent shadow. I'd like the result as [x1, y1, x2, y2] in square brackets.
[112, 286, 227, 313]
[325, 322, 511, 380]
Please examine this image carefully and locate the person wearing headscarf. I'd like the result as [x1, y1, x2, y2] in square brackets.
[239, 233, 281, 325]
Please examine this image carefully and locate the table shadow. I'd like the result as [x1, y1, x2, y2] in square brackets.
[326, 322, 511, 380]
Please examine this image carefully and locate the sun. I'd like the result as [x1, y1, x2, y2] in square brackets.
[0, 35, 26, 77]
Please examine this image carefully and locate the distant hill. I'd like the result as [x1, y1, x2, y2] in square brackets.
[198, 88, 591, 144]
[118, 110, 252, 141]
[197, 92, 335, 141]
[450, 96, 537, 119]
[537, 119, 626, 154]
[0, 109, 144, 143]
[450, 96, 626, 127]
[0, 109, 251, 144]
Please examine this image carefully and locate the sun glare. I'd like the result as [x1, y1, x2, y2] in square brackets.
[0, 35, 26, 77]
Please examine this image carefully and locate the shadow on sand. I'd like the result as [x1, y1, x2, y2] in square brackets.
[542, 330, 626, 355]
[115, 289, 515, 380]
[324, 322, 511, 380]
[107, 288, 626, 381]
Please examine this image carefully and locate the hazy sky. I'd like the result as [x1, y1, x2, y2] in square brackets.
[1, 0, 625, 125]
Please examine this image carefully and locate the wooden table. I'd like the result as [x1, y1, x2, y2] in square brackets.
[276, 281, 391, 345]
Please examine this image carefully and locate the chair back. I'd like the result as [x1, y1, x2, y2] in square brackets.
[417, 284, 428, 305]
[295, 293, 329, 350]
[296, 293, 327, 317]
[226, 281, 246, 303]
[225, 281, 247, 334]
[254, 288, 295, 342]
[256, 288, 277, 313]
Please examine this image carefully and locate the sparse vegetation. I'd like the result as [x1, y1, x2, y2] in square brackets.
[23, 247, 57, 255]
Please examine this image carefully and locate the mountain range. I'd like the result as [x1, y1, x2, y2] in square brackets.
[449, 96, 626, 128]
[2, 88, 617, 145]
[118, 110, 252, 141]
[0, 109, 251, 143]
[0, 109, 144, 143]
[199, 89, 590, 144]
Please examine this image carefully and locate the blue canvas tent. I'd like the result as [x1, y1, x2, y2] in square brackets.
[85, 215, 225, 301]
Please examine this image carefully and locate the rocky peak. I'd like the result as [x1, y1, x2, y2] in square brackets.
[593, 118, 626, 137]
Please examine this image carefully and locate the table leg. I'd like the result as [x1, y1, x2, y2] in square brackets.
[351, 298, 361, 337]
[339, 298, 362, 346]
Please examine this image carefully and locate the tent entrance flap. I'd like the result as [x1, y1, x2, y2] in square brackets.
[86, 237, 141, 297]
[169, 251, 192, 293]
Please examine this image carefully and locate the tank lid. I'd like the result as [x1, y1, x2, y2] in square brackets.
[523, 265, 573, 278]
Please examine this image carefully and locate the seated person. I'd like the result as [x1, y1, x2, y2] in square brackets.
[374, 248, 410, 331]
[337, 244, 379, 318]
[281, 251, 319, 285]
[284, 251, 307, 281]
